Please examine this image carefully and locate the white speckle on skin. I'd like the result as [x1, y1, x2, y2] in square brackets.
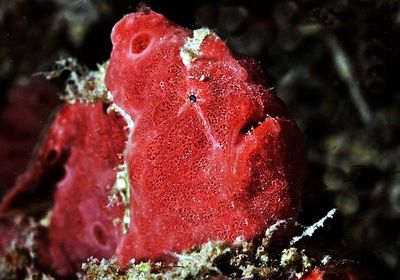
[107, 103, 135, 234]
[194, 103, 222, 150]
[180, 27, 217, 67]
[109, 164, 131, 234]
[107, 103, 135, 133]
[114, 166, 129, 192]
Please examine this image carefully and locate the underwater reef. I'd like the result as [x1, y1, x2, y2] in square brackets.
[1, 1, 399, 279]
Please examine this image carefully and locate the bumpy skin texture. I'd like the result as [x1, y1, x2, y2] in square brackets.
[106, 10, 306, 264]
[0, 10, 305, 277]
[0, 103, 127, 277]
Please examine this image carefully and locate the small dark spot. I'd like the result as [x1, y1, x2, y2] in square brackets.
[53, 166, 66, 182]
[102, 103, 110, 114]
[189, 95, 197, 103]
[46, 149, 58, 164]
[239, 120, 261, 135]
[93, 224, 108, 246]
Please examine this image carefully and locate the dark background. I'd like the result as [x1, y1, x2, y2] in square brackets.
[1, 1, 400, 279]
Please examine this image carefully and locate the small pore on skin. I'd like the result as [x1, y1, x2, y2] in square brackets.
[130, 33, 152, 54]
[180, 27, 216, 66]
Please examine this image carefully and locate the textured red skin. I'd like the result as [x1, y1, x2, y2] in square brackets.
[0, 103, 127, 277]
[301, 270, 324, 280]
[0, 10, 306, 277]
[106, 10, 306, 264]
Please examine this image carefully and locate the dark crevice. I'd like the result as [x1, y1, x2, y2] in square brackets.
[236, 112, 268, 145]
[102, 103, 110, 114]
[93, 224, 108, 246]
[45, 149, 58, 164]
[238, 98, 290, 137]
[6, 148, 71, 219]
[238, 119, 263, 135]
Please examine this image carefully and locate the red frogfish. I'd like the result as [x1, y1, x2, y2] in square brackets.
[0, 9, 306, 277]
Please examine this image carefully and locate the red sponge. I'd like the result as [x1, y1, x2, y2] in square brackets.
[0, 9, 306, 277]
[106, 10, 306, 264]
